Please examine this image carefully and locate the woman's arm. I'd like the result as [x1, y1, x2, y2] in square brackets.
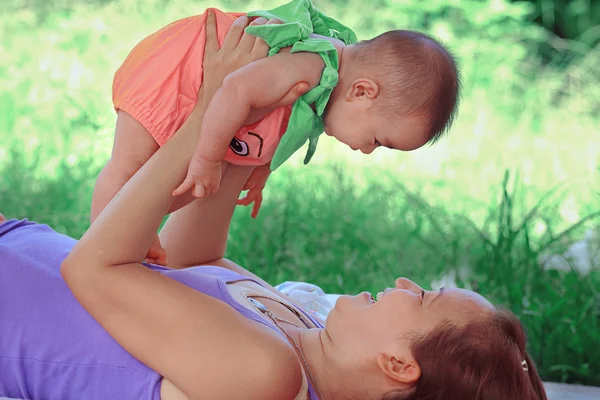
[62, 119, 299, 399]
[158, 164, 296, 303]
[61, 13, 301, 400]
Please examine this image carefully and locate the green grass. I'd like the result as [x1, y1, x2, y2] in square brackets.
[3, 149, 599, 385]
[1, 0, 599, 387]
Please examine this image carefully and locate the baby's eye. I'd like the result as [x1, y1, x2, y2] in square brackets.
[374, 140, 382, 147]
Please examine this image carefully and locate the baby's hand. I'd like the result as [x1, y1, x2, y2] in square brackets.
[145, 233, 168, 266]
[172, 156, 222, 198]
[237, 164, 271, 218]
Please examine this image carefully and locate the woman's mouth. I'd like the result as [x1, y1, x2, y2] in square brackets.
[377, 288, 395, 301]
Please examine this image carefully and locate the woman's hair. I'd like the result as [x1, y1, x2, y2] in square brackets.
[385, 309, 547, 400]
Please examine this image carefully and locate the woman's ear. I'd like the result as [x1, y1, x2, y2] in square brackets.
[344, 78, 380, 101]
[376, 352, 421, 385]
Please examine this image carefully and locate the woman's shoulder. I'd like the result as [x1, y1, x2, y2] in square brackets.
[160, 331, 304, 400]
[243, 330, 305, 400]
[0, 218, 76, 273]
[0, 218, 75, 244]
[0, 217, 35, 235]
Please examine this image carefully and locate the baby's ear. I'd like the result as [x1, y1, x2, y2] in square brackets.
[346, 78, 380, 100]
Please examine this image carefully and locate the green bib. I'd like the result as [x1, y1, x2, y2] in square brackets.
[245, 0, 358, 171]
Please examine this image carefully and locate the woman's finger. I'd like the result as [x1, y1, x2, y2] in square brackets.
[221, 16, 250, 52]
[251, 18, 282, 58]
[203, 9, 220, 55]
[253, 82, 309, 118]
[280, 82, 309, 103]
[237, 17, 267, 53]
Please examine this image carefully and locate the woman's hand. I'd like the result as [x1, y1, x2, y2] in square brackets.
[200, 10, 307, 114]
[200, 13, 269, 102]
[145, 233, 168, 265]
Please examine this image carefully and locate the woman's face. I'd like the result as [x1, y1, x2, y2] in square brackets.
[325, 278, 494, 364]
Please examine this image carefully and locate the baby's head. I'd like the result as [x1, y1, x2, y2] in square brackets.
[323, 30, 460, 154]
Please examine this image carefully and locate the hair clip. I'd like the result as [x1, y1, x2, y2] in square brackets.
[521, 360, 529, 372]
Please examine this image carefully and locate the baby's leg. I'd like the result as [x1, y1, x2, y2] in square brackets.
[92, 112, 172, 263]
[91, 112, 159, 223]
[159, 163, 254, 269]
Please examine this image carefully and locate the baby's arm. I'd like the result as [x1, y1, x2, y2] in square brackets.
[172, 51, 323, 198]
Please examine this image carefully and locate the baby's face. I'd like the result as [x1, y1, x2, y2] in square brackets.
[323, 96, 430, 154]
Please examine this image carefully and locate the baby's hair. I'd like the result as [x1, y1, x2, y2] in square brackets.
[354, 30, 461, 144]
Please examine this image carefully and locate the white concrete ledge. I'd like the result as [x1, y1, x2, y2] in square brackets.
[1, 382, 599, 400]
[545, 382, 600, 400]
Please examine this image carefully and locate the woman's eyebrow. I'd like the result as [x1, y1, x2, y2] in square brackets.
[429, 287, 445, 306]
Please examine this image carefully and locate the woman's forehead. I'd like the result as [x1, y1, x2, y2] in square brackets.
[435, 288, 494, 311]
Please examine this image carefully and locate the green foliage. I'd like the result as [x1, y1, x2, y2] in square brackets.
[515, 0, 600, 47]
[0, 0, 599, 387]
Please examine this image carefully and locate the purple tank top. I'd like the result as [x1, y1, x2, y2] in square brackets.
[0, 219, 322, 400]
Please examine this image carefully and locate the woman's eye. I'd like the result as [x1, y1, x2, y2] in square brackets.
[420, 290, 425, 304]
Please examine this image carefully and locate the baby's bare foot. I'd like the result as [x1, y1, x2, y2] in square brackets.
[0, 213, 6, 223]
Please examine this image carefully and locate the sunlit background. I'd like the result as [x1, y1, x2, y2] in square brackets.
[1, 0, 599, 386]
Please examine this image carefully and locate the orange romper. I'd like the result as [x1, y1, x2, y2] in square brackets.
[112, 9, 292, 166]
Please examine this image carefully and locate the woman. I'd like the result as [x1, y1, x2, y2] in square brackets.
[0, 16, 547, 400]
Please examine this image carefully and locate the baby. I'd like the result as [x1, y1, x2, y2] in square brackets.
[93, 0, 460, 263]
[171, 1, 461, 198]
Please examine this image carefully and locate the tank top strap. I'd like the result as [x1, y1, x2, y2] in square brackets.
[293, 364, 310, 400]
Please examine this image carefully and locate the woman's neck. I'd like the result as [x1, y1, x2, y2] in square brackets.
[291, 327, 340, 400]
[293, 327, 395, 400]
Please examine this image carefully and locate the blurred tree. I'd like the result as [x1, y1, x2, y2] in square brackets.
[512, 0, 600, 43]
[511, 0, 600, 64]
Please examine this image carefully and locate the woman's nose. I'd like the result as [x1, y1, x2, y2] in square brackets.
[361, 145, 377, 155]
[395, 278, 423, 293]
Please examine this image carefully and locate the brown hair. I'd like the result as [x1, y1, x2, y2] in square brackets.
[354, 30, 461, 144]
[384, 309, 547, 400]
